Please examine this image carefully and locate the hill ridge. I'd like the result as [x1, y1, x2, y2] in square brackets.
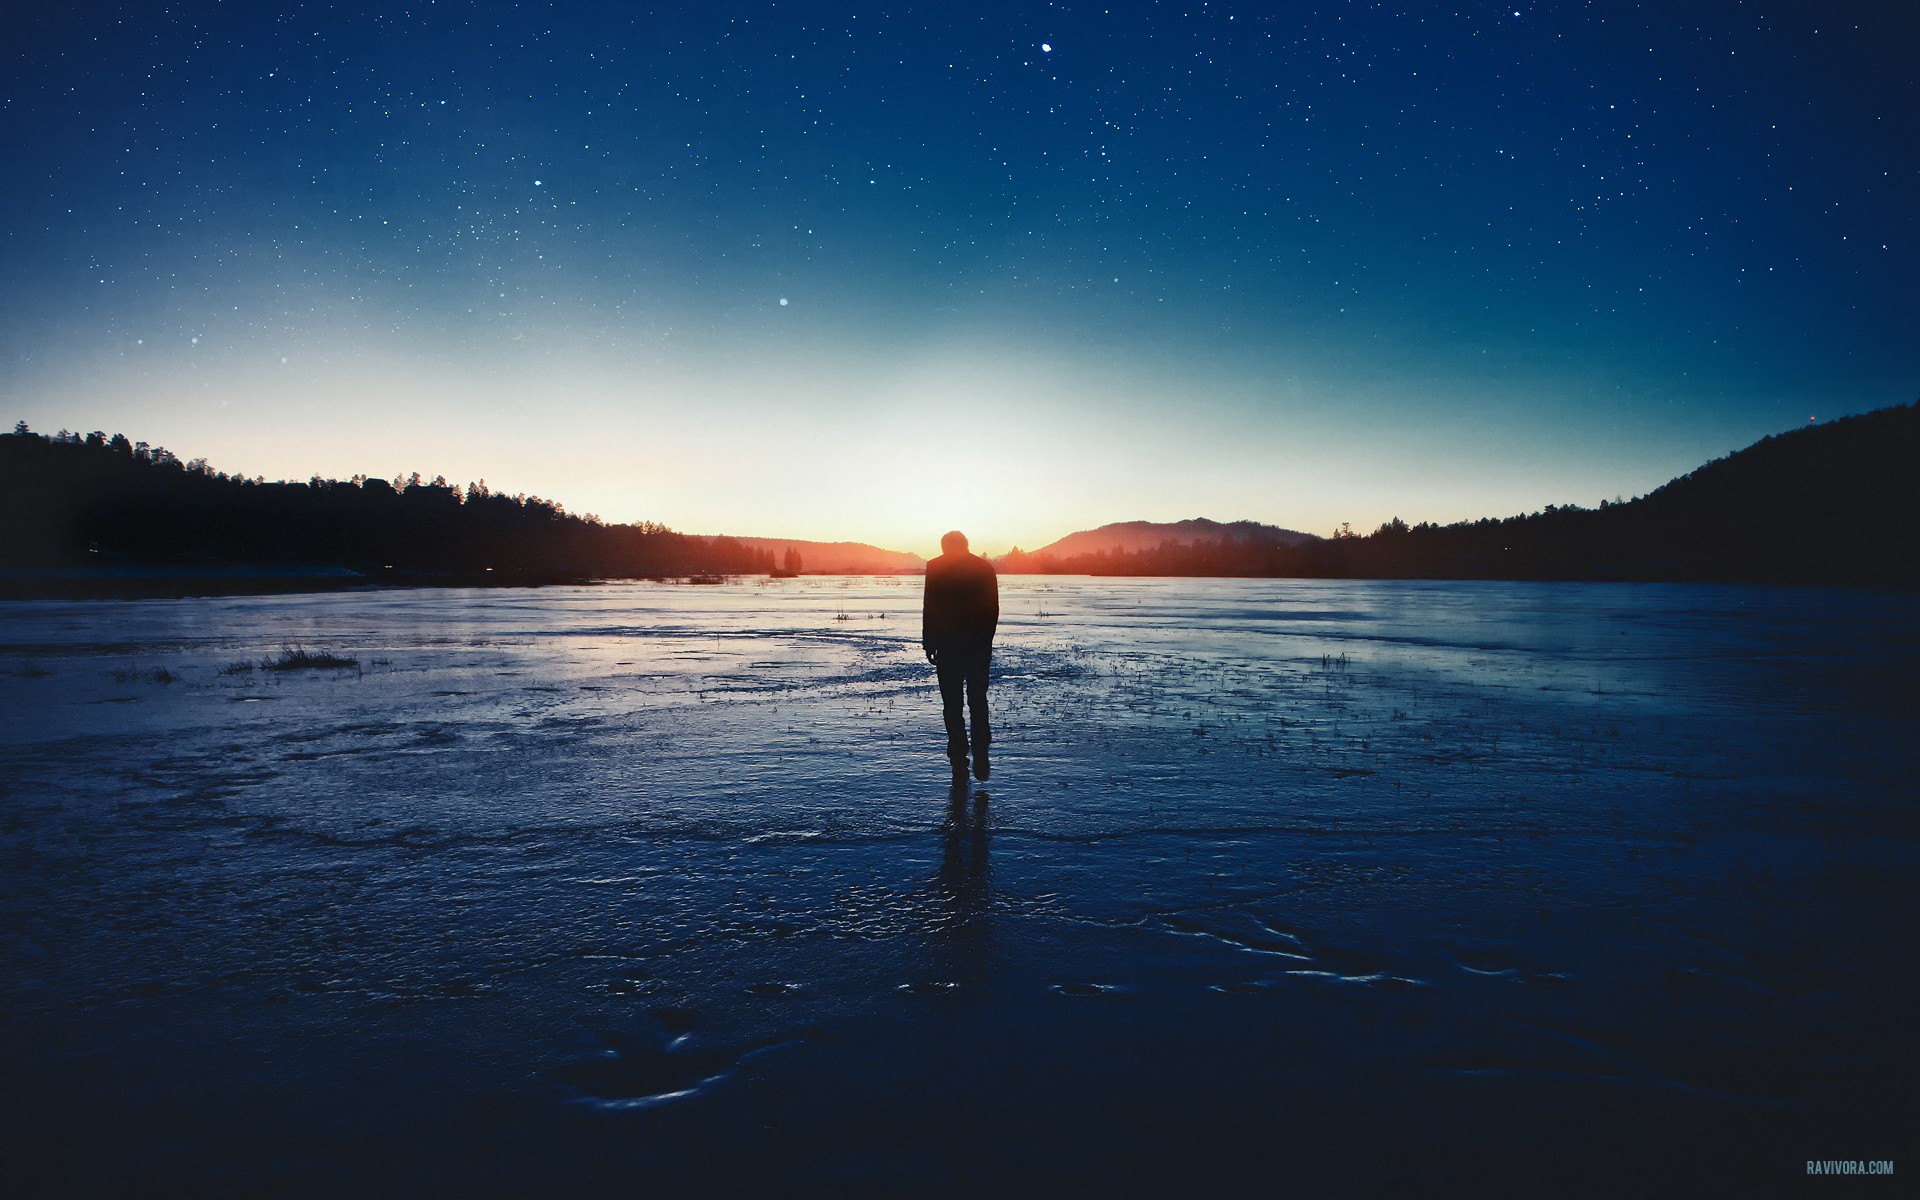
[1023, 517, 1316, 560]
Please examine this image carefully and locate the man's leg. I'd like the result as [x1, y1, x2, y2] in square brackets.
[935, 654, 969, 769]
[964, 642, 992, 776]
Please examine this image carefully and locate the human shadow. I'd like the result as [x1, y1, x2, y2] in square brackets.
[924, 786, 992, 992]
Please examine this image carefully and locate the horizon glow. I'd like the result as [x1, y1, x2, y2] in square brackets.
[5, 3, 1914, 560]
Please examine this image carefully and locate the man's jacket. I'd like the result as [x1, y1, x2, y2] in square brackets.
[922, 552, 999, 645]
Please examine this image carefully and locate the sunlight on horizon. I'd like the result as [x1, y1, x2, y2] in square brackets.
[7, 315, 1837, 557]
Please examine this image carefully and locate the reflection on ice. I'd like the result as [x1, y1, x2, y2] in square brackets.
[1, 577, 1916, 1195]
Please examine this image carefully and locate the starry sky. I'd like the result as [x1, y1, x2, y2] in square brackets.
[4, 1, 1915, 556]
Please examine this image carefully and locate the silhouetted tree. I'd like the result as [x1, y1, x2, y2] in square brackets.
[994, 402, 1919, 589]
[9, 403, 1916, 597]
[1, 425, 798, 595]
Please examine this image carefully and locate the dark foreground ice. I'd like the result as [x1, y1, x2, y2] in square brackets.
[2, 577, 1915, 1196]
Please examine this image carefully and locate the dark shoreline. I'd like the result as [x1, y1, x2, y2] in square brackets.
[0, 569, 591, 601]
[0, 567, 947, 601]
[5, 568, 1911, 603]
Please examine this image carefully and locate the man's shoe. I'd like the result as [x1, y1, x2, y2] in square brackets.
[972, 752, 990, 782]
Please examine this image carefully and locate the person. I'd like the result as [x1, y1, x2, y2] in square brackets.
[922, 530, 999, 782]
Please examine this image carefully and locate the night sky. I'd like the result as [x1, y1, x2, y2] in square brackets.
[5, 1, 1915, 555]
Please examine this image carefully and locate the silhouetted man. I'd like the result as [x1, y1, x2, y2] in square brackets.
[923, 530, 999, 782]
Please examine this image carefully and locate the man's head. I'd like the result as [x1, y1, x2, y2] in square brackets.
[941, 530, 969, 556]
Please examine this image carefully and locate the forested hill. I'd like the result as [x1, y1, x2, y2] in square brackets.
[1320, 402, 1919, 587]
[0, 426, 776, 594]
[6, 402, 1914, 595]
[998, 519, 1318, 577]
[1024, 518, 1316, 560]
[998, 402, 1919, 587]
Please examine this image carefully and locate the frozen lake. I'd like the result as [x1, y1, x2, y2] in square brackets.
[2, 577, 1915, 1195]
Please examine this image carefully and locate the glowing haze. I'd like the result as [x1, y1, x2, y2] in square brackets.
[5, 3, 1914, 559]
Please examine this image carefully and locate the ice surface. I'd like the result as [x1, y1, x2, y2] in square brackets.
[2, 577, 1916, 1195]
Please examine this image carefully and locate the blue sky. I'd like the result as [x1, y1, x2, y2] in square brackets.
[5, 1, 1914, 555]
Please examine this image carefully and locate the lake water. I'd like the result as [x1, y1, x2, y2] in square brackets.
[2, 577, 1915, 1196]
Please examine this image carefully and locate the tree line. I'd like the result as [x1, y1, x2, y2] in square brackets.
[996, 402, 1917, 589]
[1, 424, 775, 592]
[6, 400, 1914, 594]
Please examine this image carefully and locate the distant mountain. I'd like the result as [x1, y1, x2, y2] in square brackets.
[7, 401, 1914, 594]
[993, 402, 1919, 587]
[1023, 518, 1317, 560]
[728, 537, 923, 574]
[997, 518, 1320, 578]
